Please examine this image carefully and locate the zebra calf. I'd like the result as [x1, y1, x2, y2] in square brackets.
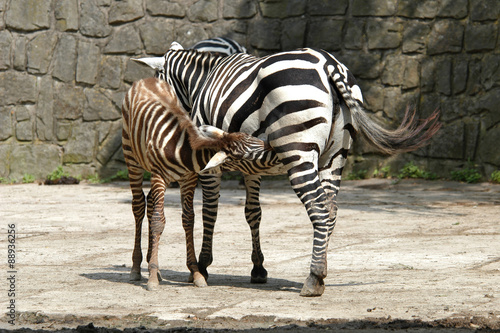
[122, 77, 275, 290]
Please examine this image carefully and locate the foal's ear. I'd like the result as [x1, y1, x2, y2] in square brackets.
[201, 151, 228, 172]
[131, 57, 165, 71]
[170, 42, 184, 50]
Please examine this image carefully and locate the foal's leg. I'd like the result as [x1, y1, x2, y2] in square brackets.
[126, 162, 146, 281]
[146, 173, 167, 291]
[179, 173, 208, 287]
[243, 174, 268, 283]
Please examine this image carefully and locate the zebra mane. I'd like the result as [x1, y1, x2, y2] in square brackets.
[143, 78, 233, 152]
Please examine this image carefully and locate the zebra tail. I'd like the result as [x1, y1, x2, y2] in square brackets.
[330, 71, 441, 155]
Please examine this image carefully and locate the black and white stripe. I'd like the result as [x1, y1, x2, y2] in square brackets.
[135, 44, 440, 296]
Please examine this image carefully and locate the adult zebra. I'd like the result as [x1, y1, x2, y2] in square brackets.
[135, 44, 440, 296]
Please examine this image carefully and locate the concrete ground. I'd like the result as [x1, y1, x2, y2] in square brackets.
[0, 179, 499, 331]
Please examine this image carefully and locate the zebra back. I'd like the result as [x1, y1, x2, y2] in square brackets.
[191, 37, 247, 56]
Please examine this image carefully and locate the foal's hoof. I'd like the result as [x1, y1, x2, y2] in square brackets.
[130, 271, 142, 281]
[299, 274, 325, 297]
[250, 266, 268, 284]
[191, 272, 208, 287]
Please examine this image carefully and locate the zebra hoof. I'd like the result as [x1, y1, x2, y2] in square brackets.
[250, 266, 268, 284]
[130, 271, 142, 281]
[157, 271, 163, 282]
[299, 274, 325, 297]
[146, 281, 160, 291]
[191, 272, 208, 287]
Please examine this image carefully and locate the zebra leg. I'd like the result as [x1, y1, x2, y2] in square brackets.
[243, 174, 268, 283]
[179, 173, 208, 287]
[128, 165, 146, 281]
[145, 179, 162, 282]
[196, 173, 222, 281]
[146, 173, 167, 291]
[286, 161, 333, 297]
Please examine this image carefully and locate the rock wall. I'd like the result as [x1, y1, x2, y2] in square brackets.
[0, 0, 498, 181]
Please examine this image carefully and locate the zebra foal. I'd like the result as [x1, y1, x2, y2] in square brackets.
[122, 77, 276, 290]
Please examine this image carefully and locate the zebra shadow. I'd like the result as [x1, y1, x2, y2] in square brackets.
[80, 265, 304, 293]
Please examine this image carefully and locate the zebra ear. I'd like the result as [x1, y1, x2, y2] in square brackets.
[199, 125, 225, 139]
[131, 57, 165, 71]
[170, 42, 184, 50]
[201, 151, 228, 172]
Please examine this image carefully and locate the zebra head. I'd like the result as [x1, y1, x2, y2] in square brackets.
[199, 125, 274, 172]
[131, 42, 183, 82]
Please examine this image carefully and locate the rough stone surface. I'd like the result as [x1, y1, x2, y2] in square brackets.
[55, 0, 79, 31]
[53, 35, 77, 83]
[139, 18, 175, 55]
[108, 0, 144, 24]
[80, 0, 112, 38]
[76, 40, 100, 85]
[26, 32, 58, 74]
[146, 0, 185, 17]
[352, 0, 397, 16]
[427, 20, 464, 55]
[5, 0, 50, 31]
[63, 122, 96, 164]
[0, 0, 498, 180]
[0, 30, 11, 70]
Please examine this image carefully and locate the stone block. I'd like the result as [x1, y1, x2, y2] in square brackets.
[309, 0, 348, 15]
[0, 72, 37, 105]
[466, 60, 482, 95]
[352, 0, 397, 16]
[452, 57, 468, 95]
[463, 119, 480, 161]
[36, 76, 54, 141]
[366, 20, 402, 49]
[146, 0, 185, 17]
[0, 30, 11, 70]
[259, 0, 307, 18]
[16, 120, 33, 141]
[7, 144, 62, 180]
[361, 84, 384, 111]
[281, 18, 306, 51]
[98, 56, 123, 90]
[54, 0, 79, 31]
[427, 20, 463, 55]
[344, 20, 364, 50]
[223, 0, 258, 18]
[139, 18, 175, 55]
[124, 61, 155, 84]
[13, 36, 27, 71]
[435, 58, 452, 95]
[175, 24, 209, 49]
[307, 19, 344, 51]
[0, 107, 12, 140]
[53, 82, 85, 120]
[187, 0, 218, 22]
[109, 0, 144, 24]
[248, 19, 281, 50]
[464, 23, 497, 52]
[97, 121, 122, 164]
[5, 0, 50, 31]
[403, 21, 430, 54]
[381, 55, 404, 86]
[398, 0, 439, 18]
[56, 121, 72, 141]
[80, 0, 112, 38]
[77, 41, 100, 85]
[63, 121, 96, 164]
[83, 88, 121, 121]
[475, 88, 500, 125]
[438, 0, 468, 18]
[340, 51, 381, 80]
[477, 124, 500, 165]
[420, 59, 435, 93]
[104, 25, 143, 54]
[27, 32, 58, 74]
[481, 54, 500, 91]
[53, 35, 77, 82]
[471, 0, 500, 21]
[427, 122, 464, 159]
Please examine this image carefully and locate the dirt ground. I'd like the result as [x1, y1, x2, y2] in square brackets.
[1, 178, 499, 332]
